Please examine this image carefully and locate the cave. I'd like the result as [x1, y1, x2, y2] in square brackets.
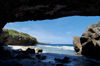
[0, 0, 100, 34]
[0, 0, 100, 62]
[0, 0, 100, 52]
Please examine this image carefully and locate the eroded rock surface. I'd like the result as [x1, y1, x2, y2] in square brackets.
[73, 22, 100, 59]
[0, 0, 100, 33]
[73, 36, 82, 55]
[0, 29, 38, 45]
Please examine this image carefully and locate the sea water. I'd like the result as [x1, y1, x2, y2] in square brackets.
[9, 44, 75, 55]
[8, 44, 100, 66]
[36, 44, 76, 55]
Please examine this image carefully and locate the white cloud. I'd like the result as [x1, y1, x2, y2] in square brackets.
[66, 32, 72, 35]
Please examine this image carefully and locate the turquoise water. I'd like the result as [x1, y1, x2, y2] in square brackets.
[36, 44, 76, 55]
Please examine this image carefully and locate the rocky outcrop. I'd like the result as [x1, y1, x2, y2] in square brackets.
[0, 0, 100, 34]
[0, 29, 38, 45]
[73, 36, 82, 55]
[73, 22, 100, 59]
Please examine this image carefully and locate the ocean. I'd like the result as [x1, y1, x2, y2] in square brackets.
[8, 44, 100, 66]
[8, 44, 76, 55]
[36, 44, 76, 55]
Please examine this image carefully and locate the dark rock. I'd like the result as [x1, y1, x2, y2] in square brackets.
[26, 48, 35, 54]
[36, 54, 41, 59]
[36, 54, 46, 60]
[0, 46, 13, 59]
[16, 51, 30, 59]
[55, 56, 70, 63]
[41, 56, 46, 60]
[0, 60, 22, 66]
[73, 22, 100, 59]
[36, 48, 43, 54]
[56, 64, 64, 66]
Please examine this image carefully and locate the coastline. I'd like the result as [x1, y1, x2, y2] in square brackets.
[6, 44, 100, 66]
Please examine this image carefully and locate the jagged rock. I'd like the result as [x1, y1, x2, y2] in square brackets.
[73, 22, 100, 59]
[81, 22, 100, 59]
[73, 36, 82, 55]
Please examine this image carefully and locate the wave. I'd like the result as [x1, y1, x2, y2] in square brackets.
[38, 45, 74, 50]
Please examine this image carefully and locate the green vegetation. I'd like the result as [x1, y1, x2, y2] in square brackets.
[2, 29, 46, 45]
[3, 29, 35, 39]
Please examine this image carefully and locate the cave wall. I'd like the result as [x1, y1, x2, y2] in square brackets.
[0, 0, 100, 33]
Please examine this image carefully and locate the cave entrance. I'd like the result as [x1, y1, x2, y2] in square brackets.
[1, 16, 100, 55]
[4, 16, 100, 44]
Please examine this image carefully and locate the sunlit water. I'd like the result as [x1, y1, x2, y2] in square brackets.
[36, 44, 76, 55]
[8, 44, 75, 55]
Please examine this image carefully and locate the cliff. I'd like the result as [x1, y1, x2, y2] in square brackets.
[0, 29, 38, 45]
[73, 22, 100, 59]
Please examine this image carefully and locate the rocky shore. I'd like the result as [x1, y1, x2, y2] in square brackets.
[0, 45, 100, 66]
[0, 46, 71, 66]
[73, 22, 100, 59]
[0, 29, 38, 45]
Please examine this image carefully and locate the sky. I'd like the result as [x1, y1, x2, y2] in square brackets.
[4, 16, 100, 44]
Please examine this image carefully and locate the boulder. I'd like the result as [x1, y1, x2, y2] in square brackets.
[73, 22, 100, 59]
[26, 48, 35, 54]
[81, 22, 100, 59]
[36, 48, 43, 54]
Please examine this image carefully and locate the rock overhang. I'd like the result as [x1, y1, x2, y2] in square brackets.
[0, 0, 100, 22]
[0, 0, 100, 32]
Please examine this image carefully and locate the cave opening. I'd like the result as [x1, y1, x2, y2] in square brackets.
[4, 16, 100, 44]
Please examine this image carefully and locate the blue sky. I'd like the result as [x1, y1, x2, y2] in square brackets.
[4, 16, 100, 44]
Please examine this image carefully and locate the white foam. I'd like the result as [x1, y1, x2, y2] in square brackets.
[8, 45, 35, 51]
[38, 45, 74, 50]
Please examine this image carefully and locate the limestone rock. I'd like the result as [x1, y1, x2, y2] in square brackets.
[73, 36, 82, 55]
[73, 22, 100, 59]
[81, 22, 100, 59]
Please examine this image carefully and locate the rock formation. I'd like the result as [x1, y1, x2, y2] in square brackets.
[0, 0, 100, 33]
[0, 0, 100, 59]
[73, 22, 100, 59]
[0, 29, 38, 45]
[73, 36, 82, 55]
